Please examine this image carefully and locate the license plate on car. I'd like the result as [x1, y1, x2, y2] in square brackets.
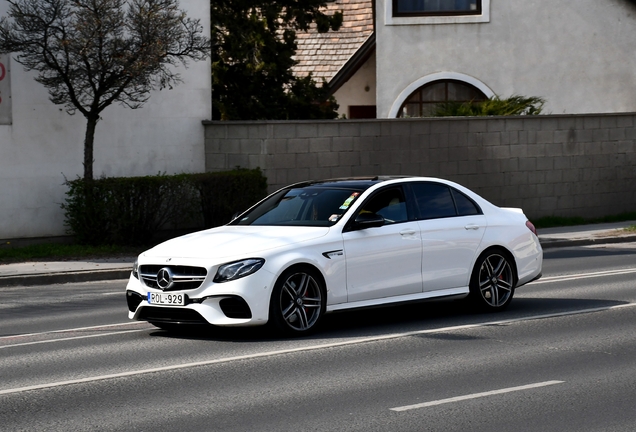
[147, 292, 185, 306]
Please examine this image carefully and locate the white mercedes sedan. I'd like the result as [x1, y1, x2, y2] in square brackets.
[126, 176, 542, 335]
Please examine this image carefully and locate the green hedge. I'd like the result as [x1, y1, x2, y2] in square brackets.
[433, 95, 545, 117]
[192, 169, 268, 228]
[62, 169, 268, 246]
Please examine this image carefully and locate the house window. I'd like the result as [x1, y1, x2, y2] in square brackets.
[394, 0, 481, 17]
[397, 80, 487, 118]
[349, 105, 377, 119]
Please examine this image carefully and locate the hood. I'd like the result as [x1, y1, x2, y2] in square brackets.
[143, 225, 330, 260]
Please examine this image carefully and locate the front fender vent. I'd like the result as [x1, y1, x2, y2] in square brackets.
[126, 291, 145, 312]
[219, 297, 252, 319]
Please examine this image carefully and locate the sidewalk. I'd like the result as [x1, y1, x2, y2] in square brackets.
[0, 256, 136, 287]
[537, 220, 636, 249]
[1, 221, 635, 287]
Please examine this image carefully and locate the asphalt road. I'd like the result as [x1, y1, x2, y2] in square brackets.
[1, 242, 636, 431]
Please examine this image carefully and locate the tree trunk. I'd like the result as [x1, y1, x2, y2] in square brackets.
[83, 115, 99, 181]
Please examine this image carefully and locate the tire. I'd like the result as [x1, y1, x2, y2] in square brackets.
[269, 266, 326, 335]
[469, 249, 516, 310]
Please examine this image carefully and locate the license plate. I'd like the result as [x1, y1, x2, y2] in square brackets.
[148, 292, 185, 306]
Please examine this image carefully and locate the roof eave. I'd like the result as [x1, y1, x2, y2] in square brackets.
[326, 32, 376, 95]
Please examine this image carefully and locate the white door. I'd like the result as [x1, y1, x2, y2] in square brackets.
[409, 181, 486, 292]
[342, 187, 423, 302]
[343, 222, 422, 302]
[418, 215, 486, 291]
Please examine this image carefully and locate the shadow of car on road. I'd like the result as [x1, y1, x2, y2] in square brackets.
[146, 296, 628, 342]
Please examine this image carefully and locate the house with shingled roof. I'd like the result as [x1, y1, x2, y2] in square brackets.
[293, 0, 376, 119]
[295, 0, 636, 119]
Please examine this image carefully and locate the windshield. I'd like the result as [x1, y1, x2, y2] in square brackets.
[232, 187, 363, 227]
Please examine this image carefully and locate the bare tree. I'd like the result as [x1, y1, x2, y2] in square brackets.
[0, 0, 210, 180]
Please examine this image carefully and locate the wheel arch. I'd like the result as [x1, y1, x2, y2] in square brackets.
[267, 262, 329, 314]
[264, 249, 329, 287]
[267, 262, 328, 335]
[278, 262, 327, 291]
[474, 245, 519, 287]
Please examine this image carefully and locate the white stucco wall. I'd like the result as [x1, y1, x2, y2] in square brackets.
[376, 0, 636, 118]
[0, 0, 211, 240]
[333, 51, 377, 118]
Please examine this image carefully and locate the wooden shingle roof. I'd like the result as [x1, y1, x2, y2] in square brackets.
[293, 0, 374, 85]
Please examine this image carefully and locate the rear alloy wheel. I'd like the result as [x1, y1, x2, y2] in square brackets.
[270, 267, 325, 335]
[470, 251, 515, 310]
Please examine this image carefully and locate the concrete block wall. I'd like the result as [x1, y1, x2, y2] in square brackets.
[203, 114, 636, 219]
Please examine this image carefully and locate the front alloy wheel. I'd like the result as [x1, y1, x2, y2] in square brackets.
[270, 267, 325, 335]
[470, 251, 515, 309]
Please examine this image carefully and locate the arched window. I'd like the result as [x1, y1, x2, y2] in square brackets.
[398, 79, 487, 118]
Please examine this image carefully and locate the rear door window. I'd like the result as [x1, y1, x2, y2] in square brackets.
[411, 183, 456, 220]
[411, 182, 483, 220]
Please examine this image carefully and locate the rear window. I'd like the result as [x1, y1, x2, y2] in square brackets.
[452, 189, 481, 216]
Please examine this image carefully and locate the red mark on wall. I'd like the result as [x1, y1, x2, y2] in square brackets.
[0, 61, 5, 104]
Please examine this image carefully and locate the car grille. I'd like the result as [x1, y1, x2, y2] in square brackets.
[137, 306, 208, 324]
[139, 265, 207, 291]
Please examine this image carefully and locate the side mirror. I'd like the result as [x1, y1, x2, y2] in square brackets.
[353, 212, 385, 230]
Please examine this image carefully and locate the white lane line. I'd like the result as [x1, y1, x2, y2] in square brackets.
[2, 267, 631, 344]
[0, 303, 634, 396]
[0, 329, 148, 350]
[0, 321, 149, 341]
[531, 268, 636, 284]
[390, 380, 565, 412]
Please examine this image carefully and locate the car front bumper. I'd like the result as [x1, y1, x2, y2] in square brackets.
[125, 269, 275, 327]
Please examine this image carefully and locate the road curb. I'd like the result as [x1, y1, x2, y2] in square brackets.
[0, 269, 131, 287]
[539, 234, 636, 249]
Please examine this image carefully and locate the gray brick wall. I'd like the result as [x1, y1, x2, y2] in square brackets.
[202, 114, 636, 219]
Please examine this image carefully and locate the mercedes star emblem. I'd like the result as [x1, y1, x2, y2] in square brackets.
[156, 267, 174, 290]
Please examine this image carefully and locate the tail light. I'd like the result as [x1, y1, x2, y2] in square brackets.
[526, 220, 537, 236]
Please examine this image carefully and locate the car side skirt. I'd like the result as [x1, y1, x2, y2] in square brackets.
[326, 287, 469, 313]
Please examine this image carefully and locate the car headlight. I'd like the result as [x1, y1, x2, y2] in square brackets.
[132, 260, 139, 279]
[214, 258, 265, 283]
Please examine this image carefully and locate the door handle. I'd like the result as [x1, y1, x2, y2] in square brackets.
[465, 224, 480, 230]
[400, 229, 417, 236]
